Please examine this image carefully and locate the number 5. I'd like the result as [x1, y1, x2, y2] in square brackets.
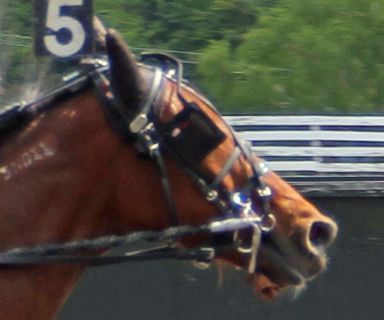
[44, 0, 86, 57]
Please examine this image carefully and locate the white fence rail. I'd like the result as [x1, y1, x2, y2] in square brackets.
[226, 115, 384, 197]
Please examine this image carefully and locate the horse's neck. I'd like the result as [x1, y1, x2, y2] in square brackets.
[0, 90, 130, 319]
[0, 90, 120, 248]
[0, 87, 218, 319]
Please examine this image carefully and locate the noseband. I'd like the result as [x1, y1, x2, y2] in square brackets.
[0, 55, 275, 274]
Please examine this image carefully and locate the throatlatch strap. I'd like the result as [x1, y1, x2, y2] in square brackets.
[152, 146, 179, 225]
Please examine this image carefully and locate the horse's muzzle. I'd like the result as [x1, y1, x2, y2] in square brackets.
[247, 217, 338, 299]
[307, 220, 338, 255]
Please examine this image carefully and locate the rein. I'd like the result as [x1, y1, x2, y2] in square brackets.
[0, 56, 274, 274]
[0, 217, 261, 267]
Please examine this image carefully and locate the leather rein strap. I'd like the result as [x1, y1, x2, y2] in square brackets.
[0, 217, 261, 267]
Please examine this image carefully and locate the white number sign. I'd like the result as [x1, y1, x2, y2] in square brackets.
[34, 0, 93, 57]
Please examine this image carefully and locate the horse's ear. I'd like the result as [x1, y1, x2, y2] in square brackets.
[93, 16, 107, 50]
[106, 29, 145, 110]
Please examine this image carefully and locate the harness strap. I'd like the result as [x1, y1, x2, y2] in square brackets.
[129, 67, 163, 133]
[0, 246, 215, 267]
[210, 146, 242, 189]
[151, 144, 179, 225]
[128, 68, 180, 224]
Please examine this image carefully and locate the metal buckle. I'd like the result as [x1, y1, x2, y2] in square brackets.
[130, 114, 148, 133]
[256, 186, 272, 198]
[258, 161, 270, 175]
[261, 213, 276, 232]
[234, 224, 261, 274]
[206, 189, 219, 202]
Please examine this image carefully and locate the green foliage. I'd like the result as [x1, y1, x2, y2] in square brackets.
[221, 0, 384, 112]
[198, 40, 233, 105]
[209, 0, 258, 51]
[94, 0, 144, 45]
[0, 0, 37, 90]
[2, 0, 31, 34]
[2, 0, 384, 113]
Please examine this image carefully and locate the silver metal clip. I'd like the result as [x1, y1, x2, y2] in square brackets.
[206, 189, 219, 202]
[258, 161, 270, 175]
[129, 114, 148, 133]
[261, 213, 276, 232]
[234, 225, 262, 274]
[257, 186, 272, 198]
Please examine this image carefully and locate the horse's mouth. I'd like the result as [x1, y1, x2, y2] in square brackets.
[247, 232, 329, 300]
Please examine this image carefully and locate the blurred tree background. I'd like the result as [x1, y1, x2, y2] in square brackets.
[1, 0, 384, 113]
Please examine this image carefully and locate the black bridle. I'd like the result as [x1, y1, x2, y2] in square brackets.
[0, 55, 275, 274]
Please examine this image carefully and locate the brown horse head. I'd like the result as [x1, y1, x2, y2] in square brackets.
[103, 29, 338, 299]
[247, 169, 338, 299]
[0, 27, 337, 319]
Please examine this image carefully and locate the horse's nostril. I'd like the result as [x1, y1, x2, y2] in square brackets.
[309, 221, 337, 249]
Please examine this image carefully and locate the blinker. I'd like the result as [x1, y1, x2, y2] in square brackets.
[159, 102, 225, 167]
